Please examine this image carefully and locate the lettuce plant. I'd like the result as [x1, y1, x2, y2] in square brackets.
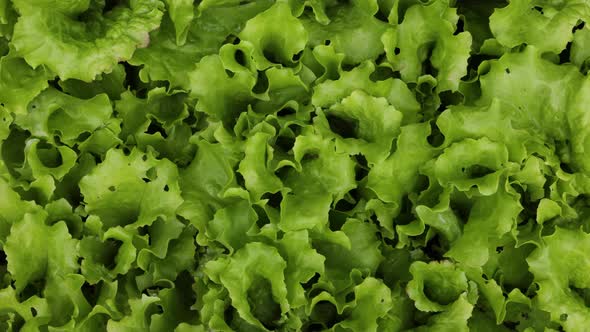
[1, 0, 590, 331]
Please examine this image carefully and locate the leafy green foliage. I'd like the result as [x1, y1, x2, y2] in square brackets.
[1, 0, 590, 331]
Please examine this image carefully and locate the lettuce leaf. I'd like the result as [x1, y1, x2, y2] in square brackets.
[12, 0, 164, 81]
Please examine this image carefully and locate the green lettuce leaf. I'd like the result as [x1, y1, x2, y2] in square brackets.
[12, 0, 164, 81]
[527, 227, 590, 330]
[312, 61, 421, 123]
[279, 130, 356, 231]
[106, 295, 160, 331]
[382, 0, 472, 92]
[489, 0, 589, 53]
[130, 0, 273, 88]
[5, 211, 78, 292]
[302, 2, 389, 65]
[313, 219, 383, 292]
[164, 0, 195, 46]
[239, 2, 307, 70]
[314, 90, 403, 164]
[477, 46, 582, 141]
[0, 51, 51, 115]
[407, 261, 469, 312]
[205, 242, 289, 330]
[79, 148, 183, 229]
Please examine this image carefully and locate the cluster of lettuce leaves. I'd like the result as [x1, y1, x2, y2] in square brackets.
[3, 0, 590, 331]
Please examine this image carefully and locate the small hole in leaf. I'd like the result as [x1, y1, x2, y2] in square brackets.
[559, 42, 572, 64]
[108, 186, 116, 192]
[345, 292, 355, 302]
[234, 49, 247, 66]
[163, 185, 169, 192]
[394, 47, 401, 55]
[292, 51, 303, 62]
[324, 40, 331, 46]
